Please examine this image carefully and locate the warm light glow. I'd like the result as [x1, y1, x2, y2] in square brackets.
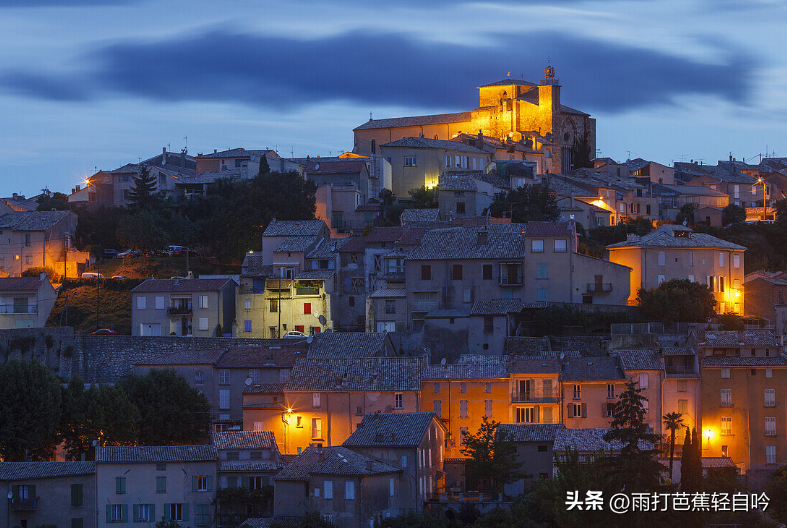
[705, 428, 714, 439]
[248, 250, 254, 254]
[735, 291, 740, 298]
[287, 407, 293, 413]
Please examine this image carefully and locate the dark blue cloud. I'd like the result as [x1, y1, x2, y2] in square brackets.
[0, 30, 754, 115]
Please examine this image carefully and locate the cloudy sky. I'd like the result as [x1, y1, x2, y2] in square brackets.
[1, 0, 785, 196]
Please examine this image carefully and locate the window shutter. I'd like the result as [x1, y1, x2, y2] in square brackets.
[242, 476, 250, 489]
[602, 403, 608, 416]
[133, 504, 140, 523]
[29, 485, 36, 498]
[71, 484, 79, 507]
[581, 403, 587, 418]
[106, 505, 112, 523]
[149, 504, 156, 521]
[164, 504, 171, 521]
[207, 475, 214, 491]
[121, 504, 128, 522]
[567, 404, 573, 418]
[192, 476, 198, 491]
[182, 503, 189, 521]
[534, 406, 540, 423]
[11, 485, 18, 499]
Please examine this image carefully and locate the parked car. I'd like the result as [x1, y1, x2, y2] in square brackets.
[111, 275, 128, 280]
[283, 331, 307, 339]
[166, 245, 185, 257]
[90, 328, 117, 335]
[103, 249, 118, 259]
[81, 272, 105, 279]
[117, 249, 141, 259]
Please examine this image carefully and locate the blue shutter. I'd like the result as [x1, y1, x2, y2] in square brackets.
[106, 505, 111, 523]
[149, 504, 156, 522]
[121, 504, 128, 522]
[245, 320, 252, 332]
[182, 503, 189, 522]
[133, 504, 139, 522]
[164, 504, 171, 521]
[207, 475, 213, 491]
[192, 476, 198, 491]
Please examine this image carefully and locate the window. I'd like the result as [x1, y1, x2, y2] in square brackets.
[198, 317, 208, 331]
[385, 299, 396, 314]
[245, 300, 251, 311]
[134, 504, 154, 522]
[421, 265, 431, 280]
[452, 264, 463, 280]
[296, 416, 302, 427]
[484, 399, 493, 417]
[484, 316, 493, 333]
[767, 368, 773, 378]
[116, 476, 126, 494]
[24, 233, 31, 247]
[390, 477, 395, 497]
[313, 393, 321, 408]
[462, 288, 471, 303]
[460, 382, 467, 394]
[678, 399, 688, 415]
[485, 382, 492, 393]
[767, 445, 777, 464]
[312, 418, 322, 439]
[303, 302, 311, 315]
[689, 275, 695, 282]
[607, 384, 615, 399]
[765, 389, 776, 407]
[733, 254, 740, 269]
[554, 239, 567, 252]
[639, 372, 649, 389]
[721, 368, 730, 379]
[536, 263, 548, 279]
[658, 251, 665, 266]
[568, 403, 586, 418]
[483, 264, 493, 280]
[324, 480, 333, 499]
[72, 519, 84, 528]
[154, 296, 165, 310]
[270, 300, 278, 312]
[108, 504, 127, 522]
[605, 402, 615, 417]
[719, 252, 724, 267]
[404, 156, 417, 166]
[677, 380, 687, 393]
[642, 399, 649, 414]
[136, 296, 146, 309]
[460, 400, 468, 418]
[198, 295, 208, 309]
[219, 389, 230, 410]
[226, 451, 240, 461]
[531, 239, 544, 253]
[766, 417, 776, 436]
[195, 504, 210, 526]
[537, 288, 548, 302]
[345, 481, 355, 500]
[721, 389, 732, 406]
[516, 407, 537, 423]
[721, 416, 732, 435]
[167, 504, 185, 521]
[244, 320, 252, 332]
[156, 476, 166, 493]
[658, 274, 665, 285]
[573, 384, 581, 400]
[195, 474, 210, 491]
[71, 483, 84, 507]
[401, 455, 408, 468]
[395, 393, 403, 409]
[434, 383, 440, 394]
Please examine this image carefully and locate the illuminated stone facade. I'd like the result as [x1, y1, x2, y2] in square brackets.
[354, 67, 596, 175]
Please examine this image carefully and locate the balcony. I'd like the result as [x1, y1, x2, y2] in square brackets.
[295, 286, 320, 296]
[0, 304, 38, 314]
[498, 277, 524, 287]
[10, 498, 37, 511]
[665, 365, 698, 377]
[586, 283, 613, 293]
[511, 391, 560, 404]
[167, 306, 193, 316]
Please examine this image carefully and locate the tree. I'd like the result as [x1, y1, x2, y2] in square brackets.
[765, 464, 787, 523]
[36, 191, 70, 211]
[155, 520, 183, 528]
[0, 360, 62, 461]
[126, 165, 159, 210]
[376, 511, 444, 528]
[662, 412, 684, 483]
[569, 131, 593, 170]
[680, 427, 702, 493]
[116, 210, 168, 252]
[722, 203, 746, 226]
[258, 154, 271, 176]
[119, 369, 210, 445]
[604, 380, 664, 492]
[488, 185, 559, 223]
[717, 313, 744, 331]
[636, 279, 717, 323]
[775, 198, 787, 227]
[461, 417, 523, 493]
[408, 185, 437, 209]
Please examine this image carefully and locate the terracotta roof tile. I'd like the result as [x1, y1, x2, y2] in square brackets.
[96, 445, 217, 463]
[274, 446, 399, 481]
[343, 412, 437, 447]
[354, 112, 471, 131]
[263, 220, 326, 237]
[286, 357, 424, 391]
[213, 431, 277, 451]
[131, 278, 232, 293]
[0, 462, 95, 480]
[497, 424, 563, 443]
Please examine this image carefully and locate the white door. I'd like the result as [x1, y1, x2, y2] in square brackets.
[140, 323, 161, 336]
[376, 322, 396, 332]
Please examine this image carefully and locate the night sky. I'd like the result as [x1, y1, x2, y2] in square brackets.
[1, 0, 784, 195]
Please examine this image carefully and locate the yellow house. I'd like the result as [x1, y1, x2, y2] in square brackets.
[607, 224, 746, 312]
[507, 357, 562, 426]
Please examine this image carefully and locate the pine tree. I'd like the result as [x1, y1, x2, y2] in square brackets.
[126, 165, 158, 210]
[258, 154, 271, 176]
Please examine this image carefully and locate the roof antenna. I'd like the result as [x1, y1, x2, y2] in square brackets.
[369, 111, 373, 121]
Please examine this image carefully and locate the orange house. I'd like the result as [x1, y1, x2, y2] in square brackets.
[561, 355, 625, 429]
[507, 357, 562, 426]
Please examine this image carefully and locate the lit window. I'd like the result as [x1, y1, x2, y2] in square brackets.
[721, 416, 732, 435]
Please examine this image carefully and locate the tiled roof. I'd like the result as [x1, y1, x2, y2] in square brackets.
[505, 337, 551, 355]
[561, 356, 624, 381]
[135, 349, 226, 366]
[131, 278, 232, 293]
[423, 363, 508, 379]
[343, 412, 437, 447]
[701, 355, 787, 367]
[368, 288, 406, 298]
[354, 112, 472, 131]
[0, 211, 70, 231]
[96, 445, 218, 463]
[560, 104, 589, 116]
[470, 300, 524, 316]
[263, 220, 325, 237]
[424, 308, 469, 319]
[0, 276, 46, 291]
[507, 358, 561, 374]
[400, 209, 440, 225]
[497, 424, 564, 443]
[285, 357, 424, 391]
[363, 226, 405, 243]
[479, 79, 538, 88]
[616, 350, 664, 371]
[274, 236, 318, 253]
[525, 221, 574, 238]
[243, 383, 286, 394]
[308, 332, 390, 359]
[439, 173, 479, 191]
[197, 148, 274, 159]
[474, 173, 509, 190]
[458, 354, 509, 365]
[219, 460, 280, 472]
[701, 330, 780, 348]
[306, 159, 367, 175]
[307, 238, 349, 259]
[701, 457, 736, 468]
[213, 431, 277, 451]
[661, 346, 696, 355]
[241, 518, 299, 528]
[241, 254, 273, 278]
[0, 462, 95, 480]
[607, 225, 746, 250]
[296, 270, 335, 279]
[274, 446, 399, 481]
[407, 224, 527, 260]
[216, 344, 307, 368]
[554, 427, 653, 452]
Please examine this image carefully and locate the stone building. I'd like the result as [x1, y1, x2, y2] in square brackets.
[354, 66, 596, 176]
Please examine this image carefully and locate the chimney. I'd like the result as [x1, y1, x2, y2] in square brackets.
[318, 450, 325, 462]
[477, 129, 484, 150]
[366, 460, 374, 470]
[180, 150, 186, 168]
[51, 208, 56, 221]
[214, 149, 218, 154]
[477, 229, 488, 245]
[75, 185, 81, 192]
[12, 193, 17, 200]
[163, 146, 167, 164]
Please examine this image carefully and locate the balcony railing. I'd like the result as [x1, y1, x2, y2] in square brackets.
[411, 302, 439, 313]
[499, 277, 524, 286]
[586, 283, 613, 293]
[513, 416, 561, 425]
[10, 498, 37, 511]
[511, 391, 560, 404]
[0, 305, 37, 314]
[665, 365, 697, 376]
[167, 306, 193, 316]
[295, 287, 320, 296]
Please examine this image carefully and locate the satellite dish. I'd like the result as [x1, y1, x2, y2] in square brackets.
[440, 357, 447, 366]
[318, 315, 327, 326]
[560, 352, 565, 360]
[306, 335, 314, 344]
[244, 377, 252, 386]
[7, 491, 12, 500]
[92, 440, 98, 447]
